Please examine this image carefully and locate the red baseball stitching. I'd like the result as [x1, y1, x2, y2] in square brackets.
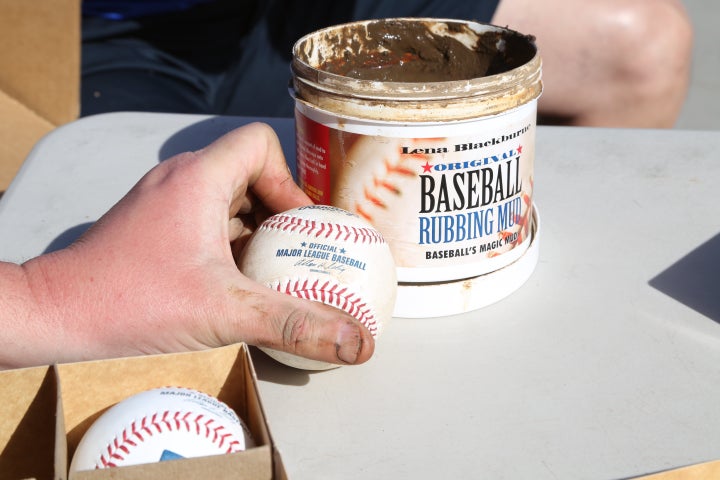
[271, 277, 378, 336]
[260, 216, 386, 244]
[354, 149, 427, 223]
[96, 411, 243, 468]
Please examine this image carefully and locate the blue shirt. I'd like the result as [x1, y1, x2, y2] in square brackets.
[83, 0, 217, 20]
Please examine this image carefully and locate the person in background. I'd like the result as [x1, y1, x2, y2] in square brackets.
[81, 0, 694, 128]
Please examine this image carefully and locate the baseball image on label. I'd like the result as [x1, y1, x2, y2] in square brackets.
[69, 387, 254, 472]
[238, 205, 397, 370]
[295, 105, 537, 284]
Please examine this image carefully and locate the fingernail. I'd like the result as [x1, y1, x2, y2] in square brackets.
[335, 322, 362, 364]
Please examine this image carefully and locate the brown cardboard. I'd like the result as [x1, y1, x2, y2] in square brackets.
[1, 344, 285, 480]
[0, 365, 59, 480]
[0, 0, 80, 193]
[632, 460, 720, 479]
[59, 344, 276, 479]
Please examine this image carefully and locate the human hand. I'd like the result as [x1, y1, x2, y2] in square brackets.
[15, 123, 374, 368]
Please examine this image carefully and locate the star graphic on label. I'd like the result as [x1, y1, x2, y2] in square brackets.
[422, 161, 433, 173]
[517, 145, 523, 154]
[340, 248, 346, 254]
[301, 242, 307, 247]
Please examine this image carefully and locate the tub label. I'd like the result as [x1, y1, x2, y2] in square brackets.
[295, 103, 537, 282]
[296, 114, 331, 203]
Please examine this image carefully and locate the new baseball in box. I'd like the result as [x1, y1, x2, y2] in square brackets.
[0, 344, 285, 480]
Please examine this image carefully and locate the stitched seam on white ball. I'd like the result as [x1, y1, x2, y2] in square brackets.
[260, 216, 386, 244]
[273, 278, 378, 336]
[96, 411, 243, 468]
[352, 151, 422, 223]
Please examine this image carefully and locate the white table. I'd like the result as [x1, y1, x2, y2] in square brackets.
[1, 112, 719, 480]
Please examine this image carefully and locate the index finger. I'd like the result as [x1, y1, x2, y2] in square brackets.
[198, 122, 314, 214]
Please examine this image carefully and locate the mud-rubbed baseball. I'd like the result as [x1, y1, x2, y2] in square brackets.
[69, 387, 254, 472]
[238, 205, 397, 370]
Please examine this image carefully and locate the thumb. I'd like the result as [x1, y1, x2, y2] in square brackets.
[219, 282, 376, 365]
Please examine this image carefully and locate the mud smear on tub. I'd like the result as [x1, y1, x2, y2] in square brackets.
[315, 19, 536, 82]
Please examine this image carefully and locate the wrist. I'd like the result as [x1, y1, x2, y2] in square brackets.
[0, 255, 60, 368]
[2, 249, 91, 368]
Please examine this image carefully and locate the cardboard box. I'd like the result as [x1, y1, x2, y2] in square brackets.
[0, 344, 285, 480]
[0, 365, 59, 480]
[0, 0, 80, 194]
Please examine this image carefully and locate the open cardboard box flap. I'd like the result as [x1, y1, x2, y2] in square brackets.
[0, 0, 80, 192]
[0, 365, 58, 480]
[0, 344, 285, 480]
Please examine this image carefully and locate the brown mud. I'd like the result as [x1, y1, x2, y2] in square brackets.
[316, 19, 536, 82]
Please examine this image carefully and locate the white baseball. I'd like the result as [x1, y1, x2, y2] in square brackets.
[330, 136, 422, 268]
[238, 205, 397, 370]
[69, 387, 254, 472]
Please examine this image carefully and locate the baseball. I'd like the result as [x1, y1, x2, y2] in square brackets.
[237, 204, 397, 370]
[330, 136, 422, 266]
[329, 134, 535, 282]
[69, 387, 254, 472]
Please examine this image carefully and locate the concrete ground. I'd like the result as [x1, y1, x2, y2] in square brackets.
[675, 0, 720, 130]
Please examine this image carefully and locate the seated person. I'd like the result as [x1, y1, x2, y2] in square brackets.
[81, 0, 694, 128]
